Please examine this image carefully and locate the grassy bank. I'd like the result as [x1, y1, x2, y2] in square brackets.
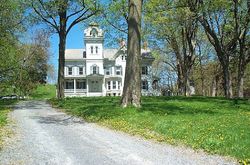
[50, 96, 250, 161]
[0, 100, 16, 149]
[30, 84, 56, 100]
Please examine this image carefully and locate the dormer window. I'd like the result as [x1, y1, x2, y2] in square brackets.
[90, 28, 98, 37]
[91, 46, 93, 54]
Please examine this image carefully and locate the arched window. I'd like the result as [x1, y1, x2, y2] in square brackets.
[90, 28, 98, 37]
[91, 65, 99, 74]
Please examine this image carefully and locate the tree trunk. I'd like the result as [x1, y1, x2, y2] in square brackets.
[211, 78, 217, 97]
[121, 0, 142, 108]
[221, 63, 232, 98]
[57, 10, 67, 99]
[237, 62, 245, 98]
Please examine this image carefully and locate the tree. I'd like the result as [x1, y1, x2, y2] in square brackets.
[30, 0, 99, 99]
[14, 30, 51, 96]
[121, 0, 142, 107]
[145, 1, 198, 96]
[0, 0, 26, 94]
[188, 0, 249, 98]
[235, 1, 250, 97]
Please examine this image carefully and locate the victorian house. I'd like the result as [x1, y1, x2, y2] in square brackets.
[64, 23, 160, 97]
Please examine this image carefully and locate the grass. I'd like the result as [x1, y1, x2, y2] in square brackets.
[49, 96, 250, 161]
[0, 100, 17, 149]
[30, 84, 56, 100]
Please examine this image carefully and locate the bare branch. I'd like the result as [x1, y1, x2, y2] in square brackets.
[32, 2, 59, 33]
[37, 0, 59, 30]
[66, 9, 98, 35]
[102, 12, 128, 34]
[66, 8, 85, 21]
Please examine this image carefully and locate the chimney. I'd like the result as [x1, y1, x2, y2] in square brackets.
[119, 38, 126, 47]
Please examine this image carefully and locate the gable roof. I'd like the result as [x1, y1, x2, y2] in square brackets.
[65, 48, 154, 60]
[65, 49, 85, 60]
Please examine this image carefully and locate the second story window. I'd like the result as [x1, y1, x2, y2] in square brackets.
[68, 67, 72, 75]
[104, 66, 111, 75]
[95, 46, 98, 54]
[79, 67, 83, 75]
[91, 65, 99, 74]
[91, 46, 93, 54]
[115, 66, 122, 75]
[142, 66, 148, 75]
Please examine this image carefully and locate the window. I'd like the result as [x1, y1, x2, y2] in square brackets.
[83, 51, 86, 58]
[68, 67, 72, 75]
[113, 81, 116, 89]
[107, 81, 111, 90]
[152, 80, 158, 90]
[104, 67, 111, 75]
[91, 46, 93, 54]
[76, 81, 86, 89]
[142, 80, 148, 90]
[118, 81, 121, 90]
[65, 81, 74, 89]
[121, 55, 126, 61]
[90, 28, 98, 37]
[142, 66, 148, 75]
[91, 65, 99, 74]
[95, 46, 98, 54]
[79, 67, 83, 75]
[115, 66, 122, 75]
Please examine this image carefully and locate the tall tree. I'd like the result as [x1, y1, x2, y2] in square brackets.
[188, 0, 249, 98]
[121, 0, 142, 107]
[235, 0, 250, 97]
[30, 0, 99, 99]
[145, 1, 198, 96]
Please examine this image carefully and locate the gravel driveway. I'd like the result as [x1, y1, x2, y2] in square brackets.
[0, 101, 237, 165]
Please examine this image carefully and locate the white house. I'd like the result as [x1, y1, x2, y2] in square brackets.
[64, 23, 160, 97]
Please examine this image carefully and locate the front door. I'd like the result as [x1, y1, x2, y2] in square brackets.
[89, 79, 102, 92]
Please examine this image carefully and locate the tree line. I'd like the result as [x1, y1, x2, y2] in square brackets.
[1, 0, 249, 107]
[145, 0, 249, 99]
[0, 0, 51, 96]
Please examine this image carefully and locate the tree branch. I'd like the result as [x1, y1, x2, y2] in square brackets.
[32, 2, 59, 33]
[66, 9, 98, 35]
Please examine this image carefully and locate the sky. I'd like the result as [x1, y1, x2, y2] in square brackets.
[48, 24, 84, 83]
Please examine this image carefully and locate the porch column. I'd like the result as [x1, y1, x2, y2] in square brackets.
[102, 78, 105, 96]
[86, 78, 89, 96]
[74, 79, 76, 94]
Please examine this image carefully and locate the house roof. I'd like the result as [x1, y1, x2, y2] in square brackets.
[65, 49, 85, 60]
[65, 48, 154, 60]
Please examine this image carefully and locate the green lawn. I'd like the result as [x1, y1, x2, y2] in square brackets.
[30, 84, 56, 100]
[0, 100, 17, 149]
[50, 96, 250, 161]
